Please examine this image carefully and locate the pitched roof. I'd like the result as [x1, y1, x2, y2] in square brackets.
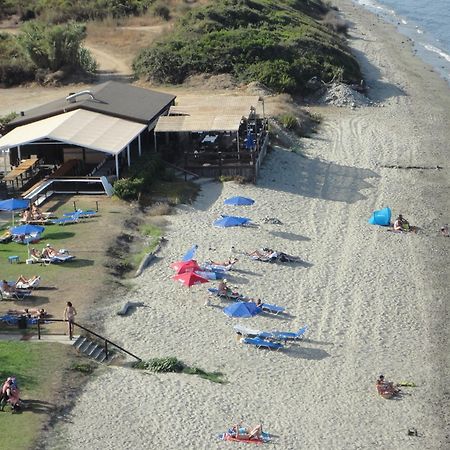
[9, 81, 175, 127]
[0, 109, 146, 155]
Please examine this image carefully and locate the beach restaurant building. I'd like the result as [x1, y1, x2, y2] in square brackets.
[154, 95, 269, 182]
[0, 81, 175, 200]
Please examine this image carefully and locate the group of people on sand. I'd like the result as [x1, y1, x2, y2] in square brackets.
[0, 376, 21, 413]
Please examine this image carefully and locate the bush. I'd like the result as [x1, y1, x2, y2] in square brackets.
[152, 3, 170, 20]
[113, 177, 144, 200]
[278, 113, 298, 130]
[133, 0, 361, 93]
[134, 357, 184, 372]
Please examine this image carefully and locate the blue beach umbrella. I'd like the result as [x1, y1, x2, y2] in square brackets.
[10, 224, 45, 235]
[223, 301, 261, 318]
[213, 215, 250, 228]
[0, 198, 29, 225]
[182, 244, 198, 262]
[224, 196, 255, 206]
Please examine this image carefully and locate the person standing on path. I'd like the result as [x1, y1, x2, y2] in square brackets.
[63, 301, 77, 340]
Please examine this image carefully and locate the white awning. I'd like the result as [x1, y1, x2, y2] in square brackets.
[0, 109, 146, 155]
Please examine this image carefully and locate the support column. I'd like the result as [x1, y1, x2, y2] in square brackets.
[127, 144, 131, 167]
[138, 134, 142, 156]
[154, 133, 157, 152]
[115, 154, 119, 178]
[17, 145, 21, 162]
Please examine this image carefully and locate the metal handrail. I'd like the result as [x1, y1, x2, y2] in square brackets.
[37, 318, 141, 362]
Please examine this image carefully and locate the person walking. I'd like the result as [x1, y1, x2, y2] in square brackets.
[63, 301, 77, 340]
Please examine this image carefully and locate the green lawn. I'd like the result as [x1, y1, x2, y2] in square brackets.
[0, 342, 74, 450]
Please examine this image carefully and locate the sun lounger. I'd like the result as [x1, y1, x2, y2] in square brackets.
[63, 209, 97, 219]
[0, 288, 32, 301]
[195, 270, 225, 280]
[233, 324, 262, 337]
[51, 215, 80, 225]
[260, 302, 285, 315]
[13, 276, 41, 290]
[241, 336, 284, 351]
[207, 287, 244, 300]
[269, 325, 308, 341]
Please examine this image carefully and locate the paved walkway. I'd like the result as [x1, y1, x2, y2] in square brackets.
[0, 333, 78, 344]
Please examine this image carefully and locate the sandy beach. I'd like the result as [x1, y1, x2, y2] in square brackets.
[35, 0, 450, 448]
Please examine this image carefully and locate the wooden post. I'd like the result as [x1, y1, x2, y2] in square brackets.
[138, 134, 142, 156]
[37, 320, 41, 340]
[115, 154, 119, 178]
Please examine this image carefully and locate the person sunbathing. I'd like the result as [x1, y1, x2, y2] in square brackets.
[393, 214, 410, 232]
[217, 280, 240, 298]
[15, 274, 40, 288]
[21, 208, 33, 222]
[206, 257, 238, 267]
[30, 248, 43, 261]
[31, 204, 44, 220]
[42, 244, 68, 258]
[8, 308, 47, 319]
[229, 423, 263, 440]
[376, 375, 401, 398]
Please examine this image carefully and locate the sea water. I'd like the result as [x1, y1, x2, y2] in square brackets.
[354, 0, 450, 86]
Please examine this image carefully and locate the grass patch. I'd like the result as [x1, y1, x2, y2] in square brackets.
[0, 342, 74, 450]
[133, 357, 226, 384]
[70, 362, 95, 374]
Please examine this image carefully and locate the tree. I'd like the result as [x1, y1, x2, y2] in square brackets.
[18, 20, 97, 73]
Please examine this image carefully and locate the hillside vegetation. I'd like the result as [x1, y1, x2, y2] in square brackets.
[133, 0, 361, 93]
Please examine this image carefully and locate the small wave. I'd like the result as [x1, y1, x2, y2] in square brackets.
[401, 19, 407, 25]
[422, 44, 450, 63]
[416, 28, 423, 34]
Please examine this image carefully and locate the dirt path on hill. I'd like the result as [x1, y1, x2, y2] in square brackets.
[84, 44, 133, 82]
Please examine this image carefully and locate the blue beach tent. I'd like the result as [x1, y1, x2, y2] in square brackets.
[368, 207, 391, 226]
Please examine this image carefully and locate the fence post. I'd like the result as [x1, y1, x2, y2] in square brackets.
[95, 201, 99, 212]
[37, 320, 41, 340]
[73, 201, 77, 211]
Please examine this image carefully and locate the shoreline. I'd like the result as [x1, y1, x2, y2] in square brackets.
[37, 0, 450, 448]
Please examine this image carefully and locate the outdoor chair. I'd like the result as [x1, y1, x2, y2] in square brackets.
[270, 325, 308, 342]
[260, 302, 285, 315]
[51, 213, 80, 225]
[13, 276, 41, 290]
[241, 336, 284, 351]
[0, 288, 32, 301]
[63, 209, 97, 219]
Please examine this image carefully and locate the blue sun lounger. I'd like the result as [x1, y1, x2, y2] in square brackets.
[241, 336, 284, 351]
[260, 302, 285, 315]
[63, 209, 97, 218]
[259, 325, 308, 342]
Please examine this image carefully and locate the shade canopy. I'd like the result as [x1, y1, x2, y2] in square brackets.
[170, 260, 201, 274]
[10, 224, 45, 235]
[223, 301, 261, 318]
[172, 271, 209, 287]
[0, 109, 146, 155]
[213, 215, 250, 228]
[224, 196, 255, 206]
[0, 198, 29, 211]
[368, 207, 391, 226]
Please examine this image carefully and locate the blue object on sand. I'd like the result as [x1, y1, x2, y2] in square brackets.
[213, 215, 250, 228]
[224, 196, 255, 206]
[182, 244, 198, 261]
[368, 207, 391, 226]
[224, 301, 261, 318]
[0, 198, 29, 211]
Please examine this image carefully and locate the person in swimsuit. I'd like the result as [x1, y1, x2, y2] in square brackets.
[63, 301, 77, 340]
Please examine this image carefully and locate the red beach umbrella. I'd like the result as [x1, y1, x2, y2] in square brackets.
[172, 272, 209, 287]
[170, 260, 201, 273]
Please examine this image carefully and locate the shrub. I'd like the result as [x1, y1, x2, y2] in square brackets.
[18, 21, 97, 74]
[0, 112, 18, 134]
[278, 113, 298, 131]
[152, 2, 170, 20]
[113, 177, 144, 200]
[134, 357, 184, 372]
[133, 0, 361, 93]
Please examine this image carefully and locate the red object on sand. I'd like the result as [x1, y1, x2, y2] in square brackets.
[172, 271, 208, 287]
[223, 434, 264, 444]
[170, 260, 201, 273]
